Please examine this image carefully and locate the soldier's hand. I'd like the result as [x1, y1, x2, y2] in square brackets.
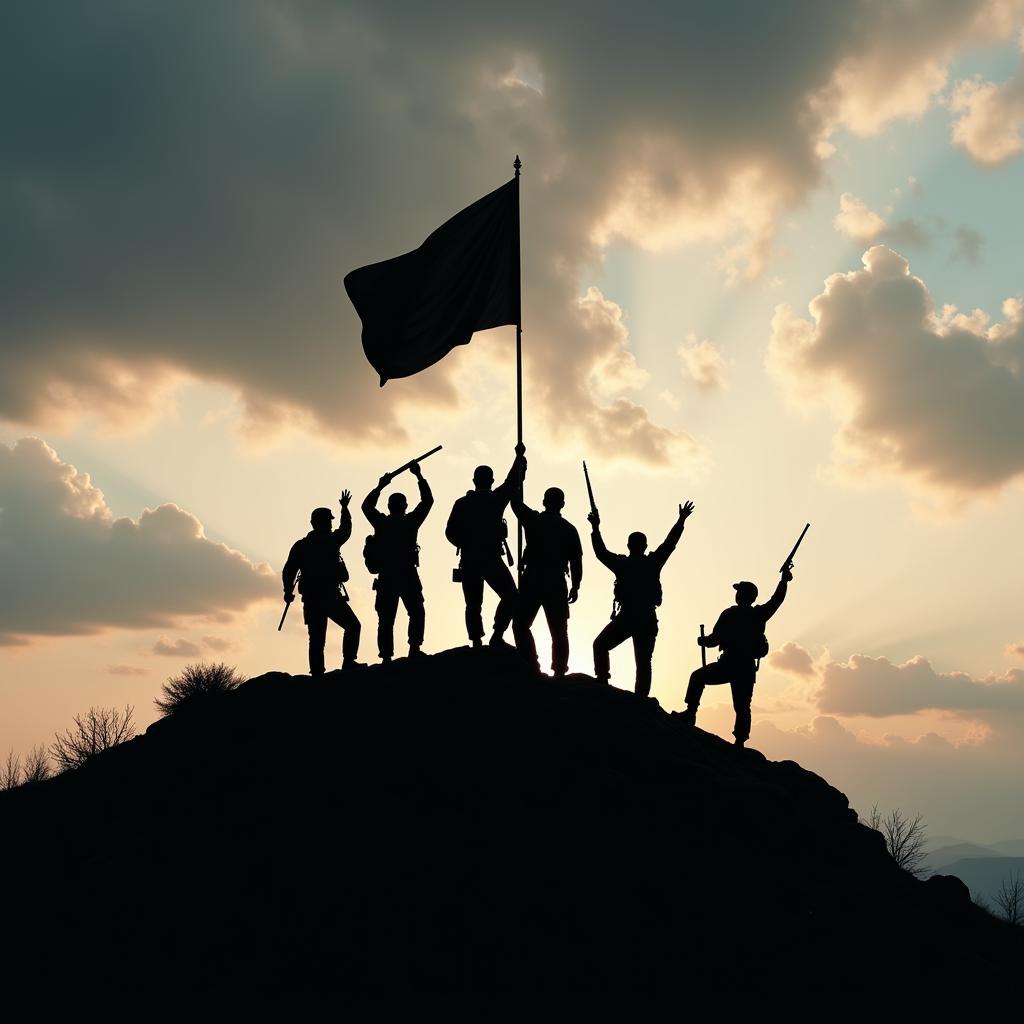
[377, 473, 392, 489]
[340, 489, 352, 508]
[515, 442, 526, 456]
[409, 461, 422, 479]
[587, 510, 600, 528]
[568, 586, 579, 604]
[680, 500, 695, 520]
[697, 634, 707, 647]
[782, 562, 794, 583]
[284, 591, 295, 604]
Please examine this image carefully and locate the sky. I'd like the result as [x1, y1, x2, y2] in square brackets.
[3, 0, 1024, 841]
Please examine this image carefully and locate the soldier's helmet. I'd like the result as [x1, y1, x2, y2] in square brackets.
[310, 507, 335, 528]
[733, 581, 758, 605]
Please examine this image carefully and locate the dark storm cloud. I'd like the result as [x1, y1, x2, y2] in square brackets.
[1, 1, 1014, 461]
[0, 438, 275, 645]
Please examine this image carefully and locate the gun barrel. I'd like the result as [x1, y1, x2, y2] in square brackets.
[390, 444, 443, 478]
[583, 460, 598, 514]
[277, 602, 290, 631]
[699, 623, 707, 669]
[780, 522, 810, 573]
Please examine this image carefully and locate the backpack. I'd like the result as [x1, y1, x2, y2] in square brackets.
[755, 633, 769, 658]
[363, 534, 382, 575]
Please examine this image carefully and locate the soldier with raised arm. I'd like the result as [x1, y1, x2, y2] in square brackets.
[446, 447, 527, 648]
[282, 491, 364, 676]
[361, 460, 434, 663]
[589, 500, 694, 698]
[678, 564, 794, 748]
[511, 450, 583, 677]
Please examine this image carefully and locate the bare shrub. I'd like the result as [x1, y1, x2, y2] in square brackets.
[50, 706, 135, 772]
[863, 804, 928, 878]
[22, 745, 52, 783]
[2, 749, 22, 790]
[993, 872, 1024, 926]
[154, 662, 244, 716]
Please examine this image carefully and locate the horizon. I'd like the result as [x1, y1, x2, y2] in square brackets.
[3, 1, 1024, 842]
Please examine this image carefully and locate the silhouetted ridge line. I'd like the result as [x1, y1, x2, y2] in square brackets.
[1, 646, 1021, 1004]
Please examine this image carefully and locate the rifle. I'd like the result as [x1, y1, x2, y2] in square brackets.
[278, 572, 299, 631]
[385, 444, 443, 481]
[780, 523, 810, 574]
[699, 624, 707, 669]
[583, 460, 598, 517]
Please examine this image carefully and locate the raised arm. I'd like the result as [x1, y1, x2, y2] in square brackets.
[651, 500, 694, 569]
[336, 491, 353, 545]
[408, 463, 434, 527]
[495, 445, 527, 506]
[361, 476, 388, 526]
[759, 565, 793, 622]
[587, 510, 617, 571]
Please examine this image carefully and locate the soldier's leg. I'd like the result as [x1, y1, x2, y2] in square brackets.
[541, 586, 570, 676]
[484, 560, 521, 644]
[631, 623, 658, 698]
[515, 581, 544, 670]
[730, 667, 757, 744]
[327, 593, 361, 666]
[304, 603, 328, 677]
[374, 579, 400, 661]
[683, 660, 733, 719]
[461, 573, 485, 642]
[402, 574, 425, 654]
[593, 616, 633, 683]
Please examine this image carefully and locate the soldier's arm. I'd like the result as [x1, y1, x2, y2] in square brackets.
[282, 541, 301, 597]
[589, 517, 617, 571]
[760, 569, 792, 622]
[651, 501, 694, 569]
[410, 472, 433, 527]
[495, 449, 527, 506]
[445, 501, 462, 548]
[336, 503, 353, 546]
[569, 526, 583, 593]
[703, 610, 728, 648]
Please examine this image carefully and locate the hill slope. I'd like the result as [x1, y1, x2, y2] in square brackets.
[1, 647, 1021, 1002]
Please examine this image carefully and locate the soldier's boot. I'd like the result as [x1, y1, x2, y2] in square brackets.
[471, 637, 483, 649]
[341, 659, 367, 672]
[675, 706, 697, 726]
[408, 644, 424, 659]
[733, 737, 746, 749]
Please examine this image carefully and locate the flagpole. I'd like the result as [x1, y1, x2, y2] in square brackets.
[513, 154, 524, 584]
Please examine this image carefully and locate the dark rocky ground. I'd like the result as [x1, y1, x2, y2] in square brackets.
[2, 646, 1020, 1004]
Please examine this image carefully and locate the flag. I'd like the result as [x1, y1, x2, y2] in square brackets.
[344, 178, 519, 386]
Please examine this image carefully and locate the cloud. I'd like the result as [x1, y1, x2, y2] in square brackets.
[768, 245, 1024, 501]
[817, 653, 1024, 717]
[153, 637, 203, 658]
[2, 2, 1019, 463]
[951, 225, 984, 264]
[833, 194, 929, 247]
[752, 714, 1024, 840]
[950, 36, 1024, 166]
[201, 635, 234, 652]
[678, 334, 726, 393]
[0, 438, 275, 645]
[834, 193, 887, 241]
[1006, 642, 1024, 658]
[768, 641, 817, 677]
[108, 664, 148, 676]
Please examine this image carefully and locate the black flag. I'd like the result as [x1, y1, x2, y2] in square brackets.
[344, 179, 519, 386]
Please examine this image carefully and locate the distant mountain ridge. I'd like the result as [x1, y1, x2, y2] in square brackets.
[1, 646, 1021, 1004]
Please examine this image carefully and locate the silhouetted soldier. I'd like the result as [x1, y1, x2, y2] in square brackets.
[511, 461, 583, 676]
[361, 461, 433, 663]
[446, 447, 526, 648]
[283, 491, 363, 676]
[679, 564, 794, 747]
[589, 501, 694, 697]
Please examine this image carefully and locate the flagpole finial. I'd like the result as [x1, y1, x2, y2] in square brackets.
[514, 154, 521, 177]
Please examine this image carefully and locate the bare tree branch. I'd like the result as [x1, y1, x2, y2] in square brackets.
[50, 706, 135, 772]
[154, 663, 244, 716]
[21, 745, 52, 784]
[994, 872, 1024, 926]
[860, 805, 928, 878]
[1, 749, 22, 790]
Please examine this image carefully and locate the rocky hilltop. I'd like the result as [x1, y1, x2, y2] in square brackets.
[1, 647, 1020, 1004]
